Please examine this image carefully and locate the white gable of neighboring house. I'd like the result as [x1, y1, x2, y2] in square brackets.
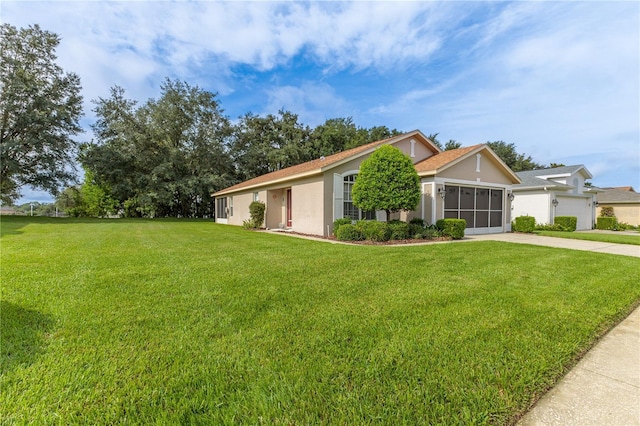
[512, 165, 598, 230]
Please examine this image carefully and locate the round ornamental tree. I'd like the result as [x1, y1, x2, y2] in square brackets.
[352, 145, 421, 221]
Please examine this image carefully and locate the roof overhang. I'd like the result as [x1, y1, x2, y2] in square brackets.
[417, 144, 521, 184]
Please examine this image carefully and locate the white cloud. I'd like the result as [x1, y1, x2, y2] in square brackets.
[3, 0, 638, 199]
[262, 82, 350, 127]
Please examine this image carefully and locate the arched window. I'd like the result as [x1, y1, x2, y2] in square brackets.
[343, 174, 376, 220]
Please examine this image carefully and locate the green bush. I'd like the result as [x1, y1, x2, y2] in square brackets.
[249, 201, 266, 228]
[536, 223, 569, 231]
[389, 221, 410, 240]
[356, 220, 391, 242]
[422, 227, 442, 239]
[597, 216, 618, 230]
[333, 218, 353, 235]
[600, 206, 614, 217]
[513, 216, 536, 233]
[335, 224, 364, 241]
[554, 216, 577, 231]
[409, 217, 425, 227]
[436, 219, 466, 239]
[242, 219, 257, 229]
[408, 223, 424, 238]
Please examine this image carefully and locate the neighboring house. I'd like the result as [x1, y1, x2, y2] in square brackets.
[512, 165, 599, 230]
[0, 206, 18, 215]
[596, 188, 640, 226]
[213, 130, 520, 237]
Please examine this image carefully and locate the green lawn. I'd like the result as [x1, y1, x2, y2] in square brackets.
[535, 230, 640, 245]
[2, 217, 639, 425]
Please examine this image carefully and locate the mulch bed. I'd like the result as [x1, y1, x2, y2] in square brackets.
[266, 229, 453, 245]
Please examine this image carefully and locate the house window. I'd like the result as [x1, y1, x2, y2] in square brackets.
[343, 175, 376, 220]
[216, 197, 227, 219]
[253, 192, 259, 201]
[229, 196, 233, 216]
[444, 185, 503, 228]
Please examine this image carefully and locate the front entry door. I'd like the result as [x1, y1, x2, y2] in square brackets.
[286, 189, 292, 227]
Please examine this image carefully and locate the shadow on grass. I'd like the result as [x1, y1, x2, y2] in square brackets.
[0, 215, 30, 238]
[0, 216, 217, 238]
[0, 301, 54, 374]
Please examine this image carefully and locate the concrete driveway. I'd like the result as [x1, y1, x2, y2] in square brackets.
[461, 232, 640, 258]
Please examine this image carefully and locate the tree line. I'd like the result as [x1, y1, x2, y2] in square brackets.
[1, 23, 548, 218]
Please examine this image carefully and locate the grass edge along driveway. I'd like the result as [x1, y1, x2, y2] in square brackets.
[2, 217, 639, 425]
[535, 229, 640, 246]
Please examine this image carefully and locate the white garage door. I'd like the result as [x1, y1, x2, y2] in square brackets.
[556, 196, 593, 230]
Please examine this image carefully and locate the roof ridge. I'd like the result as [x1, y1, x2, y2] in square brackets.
[214, 130, 421, 195]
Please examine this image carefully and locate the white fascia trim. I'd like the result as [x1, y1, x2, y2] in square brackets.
[432, 177, 512, 189]
[214, 170, 321, 196]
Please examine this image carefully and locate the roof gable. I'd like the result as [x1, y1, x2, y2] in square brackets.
[514, 164, 593, 190]
[414, 144, 521, 183]
[214, 130, 439, 196]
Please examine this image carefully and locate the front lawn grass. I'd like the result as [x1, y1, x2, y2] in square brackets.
[535, 230, 640, 245]
[2, 216, 639, 424]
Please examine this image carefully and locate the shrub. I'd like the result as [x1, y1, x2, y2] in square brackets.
[242, 219, 257, 229]
[389, 221, 410, 240]
[600, 206, 614, 217]
[554, 216, 577, 231]
[356, 220, 391, 242]
[436, 219, 466, 240]
[336, 224, 364, 241]
[536, 223, 569, 231]
[249, 201, 266, 228]
[409, 217, 425, 227]
[422, 227, 442, 239]
[597, 216, 618, 230]
[333, 218, 353, 235]
[408, 223, 424, 238]
[513, 216, 535, 233]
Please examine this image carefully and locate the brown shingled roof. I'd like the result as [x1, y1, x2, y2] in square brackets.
[413, 144, 483, 174]
[214, 132, 417, 196]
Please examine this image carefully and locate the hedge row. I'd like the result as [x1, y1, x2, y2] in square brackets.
[334, 218, 466, 242]
[596, 216, 617, 230]
[513, 215, 578, 232]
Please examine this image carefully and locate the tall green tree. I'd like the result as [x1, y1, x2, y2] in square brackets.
[427, 133, 461, 151]
[486, 141, 544, 172]
[346, 125, 403, 150]
[352, 145, 421, 221]
[310, 117, 359, 157]
[82, 80, 233, 217]
[231, 110, 312, 181]
[0, 24, 83, 204]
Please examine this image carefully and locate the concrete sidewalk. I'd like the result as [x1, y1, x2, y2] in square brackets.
[463, 232, 640, 258]
[517, 305, 640, 425]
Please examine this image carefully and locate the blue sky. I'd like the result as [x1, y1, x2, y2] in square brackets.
[5, 1, 639, 204]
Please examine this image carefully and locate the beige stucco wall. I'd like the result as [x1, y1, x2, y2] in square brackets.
[393, 137, 436, 164]
[223, 190, 269, 226]
[226, 192, 253, 226]
[438, 152, 514, 185]
[290, 177, 325, 235]
[597, 204, 640, 226]
[266, 188, 286, 229]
